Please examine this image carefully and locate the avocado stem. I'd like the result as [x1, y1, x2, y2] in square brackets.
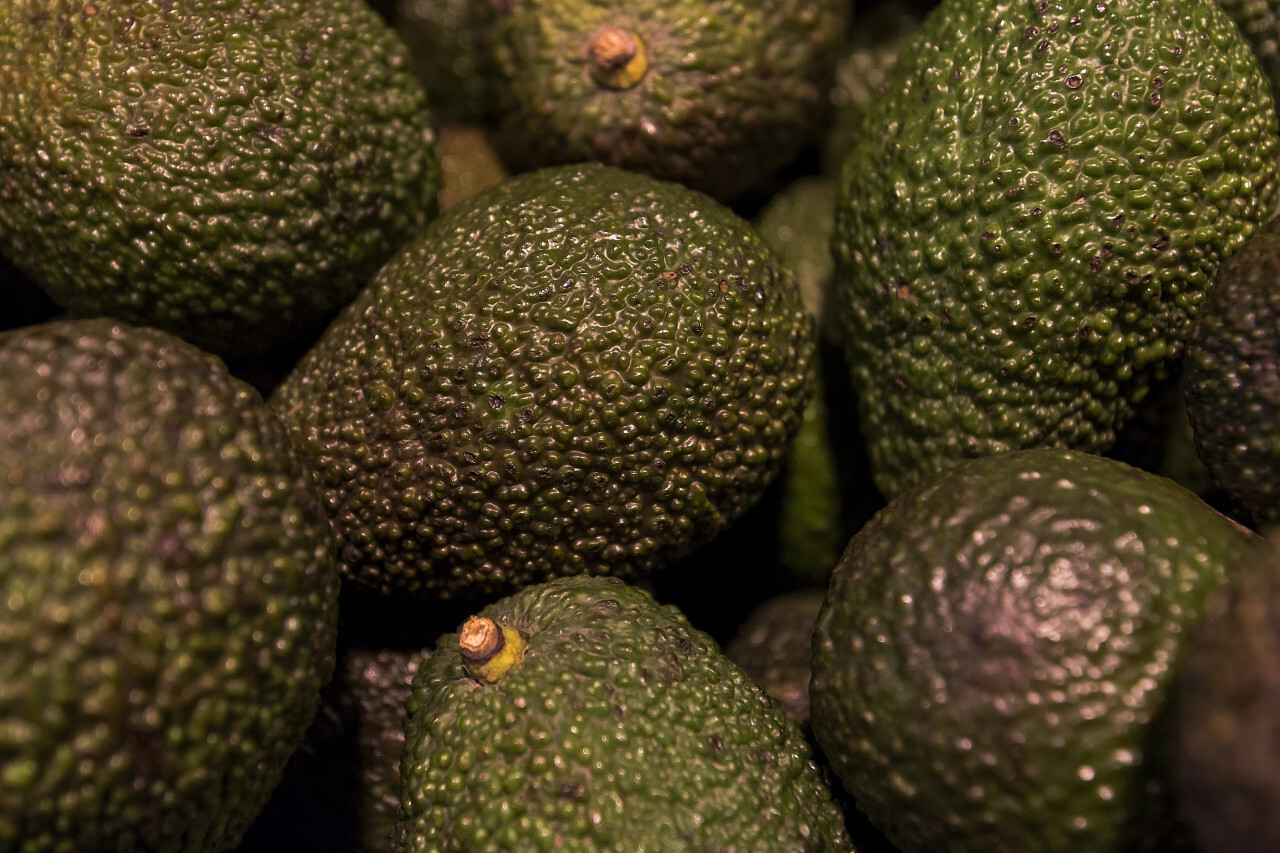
[459, 616, 527, 683]
[589, 27, 648, 90]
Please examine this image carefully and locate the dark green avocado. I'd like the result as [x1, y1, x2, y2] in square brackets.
[0, 0, 441, 359]
[811, 447, 1257, 853]
[1184, 215, 1280, 526]
[270, 163, 815, 600]
[830, 0, 1280, 500]
[0, 318, 340, 853]
[1175, 530, 1280, 853]
[484, 0, 850, 201]
[395, 574, 853, 852]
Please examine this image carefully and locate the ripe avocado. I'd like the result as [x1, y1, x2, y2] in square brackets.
[0, 0, 441, 359]
[1184, 215, 1280, 525]
[810, 447, 1257, 852]
[271, 163, 815, 601]
[484, 0, 851, 201]
[1175, 531, 1280, 853]
[395, 574, 853, 852]
[0, 319, 340, 853]
[830, 0, 1280, 500]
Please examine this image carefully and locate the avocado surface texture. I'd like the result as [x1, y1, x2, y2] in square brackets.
[811, 447, 1257, 852]
[0, 319, 341, 853]
[396, 574, 852, 852]
[272, 163, 815, 601]
[486, 0, 850, 201]
[831, 0, 1280, 500]
[0, 0, 441, 359]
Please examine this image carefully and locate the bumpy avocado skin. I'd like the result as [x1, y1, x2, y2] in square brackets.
[1184, 216, 1280, 525]
[0, 319, 340, 853]
[831, 0, 1280, 501]
[486, 0, 850, 201]
[396, 575, 852, 852]
[271, 163, 814, 600]
[1215, 0, 1280, 107]
[1176, 532, 1280, 853]
[0, 0, 441, 359]
[810, 448, 1257, 853]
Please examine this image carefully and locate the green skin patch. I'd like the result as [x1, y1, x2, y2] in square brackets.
[397, 575, 853, 853]
[830, 0, 1280, 500]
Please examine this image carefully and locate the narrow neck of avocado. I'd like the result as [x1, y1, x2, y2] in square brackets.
[589, 26, 648, 90]
[459, 616, 527, 683]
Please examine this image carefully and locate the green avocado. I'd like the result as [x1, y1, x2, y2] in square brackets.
[1214, 0, 1280, 109]
[0, 0, 441, 359]
[396, 574, 852, 852]
[1184, 215, 1280, 526]
[830, 0, 1280, 500]
[483, 0, 850, 201]
[0, 318, 340, 853]
[271, 163, 815, 601]
[1175, 531, 1280, 853]
[810, 447, 1257, 852]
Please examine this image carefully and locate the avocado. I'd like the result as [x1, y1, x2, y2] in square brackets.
[1175, 530, 1280, 853]
[829, 0, 1280, 500]
[810, 447, 1257, 852]
[395, 574, 853, 852]
[0, 318, 340, 853]
[0, 0, 441, 360]
[271, 163, 815, 601]
[483, 0, 851, 201]
[1184, 215, 1280, 526]
[1215, 0, 1280, 110]
[725, 587, 827, 728]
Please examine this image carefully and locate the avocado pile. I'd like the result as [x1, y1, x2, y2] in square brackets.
[3, 0, 1280, 849]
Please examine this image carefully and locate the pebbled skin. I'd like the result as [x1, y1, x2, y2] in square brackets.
[1184, 215, 1280, 524]
[830, 0, 1280, 501]
[810, 447, 1257, 853]
[486, 0, 850, 201]
[395, 574, 852, 853]
[270, 163, 814, 600]
[0, 0, 441, 359]
[1215, 0, 1280, 108]
[0, 319, 340, 853]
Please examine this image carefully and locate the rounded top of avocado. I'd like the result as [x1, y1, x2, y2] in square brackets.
[397, 574, 852, 851]
[0, 318, 340, 852]
[485, 0, 850, 200]
[271, 162, 815, 601]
